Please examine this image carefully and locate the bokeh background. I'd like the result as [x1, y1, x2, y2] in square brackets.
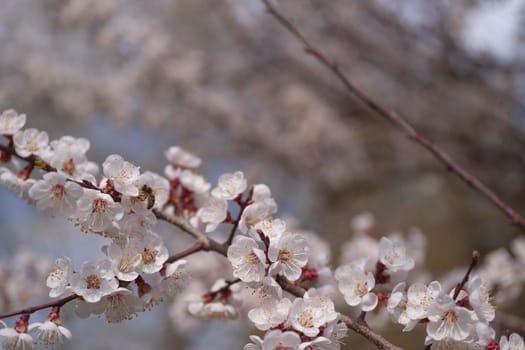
[1, 0, 525, 349]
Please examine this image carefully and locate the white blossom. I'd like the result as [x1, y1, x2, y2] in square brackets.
[467, 276, 495, 323]
[245, 330, 301, 350]
[289, 289, 339, 337]
[99, 287, 140, 323]
[46, 256, 74, 298]
[500, 333, 525, 350]
[228, 235, 267, 282]
[268, 233, 308, 281]
[378, 237, 415, 272]
[157, 260, 188, 296]
[335, 260, 378, 312]
[105, 240, 142, 281]
[251, 218, 287, 243]
[134, 231, 169, 275]
[102, 154, 141, 196]
[136, 171, 170, 209]
[178, 169, 211, 194]
[426, 294, 476, 342]
[211, 171, 247, 200]
[165, 146, 201, 168]
[76, 189, 124, 233]
[0, 328, 34, 350]
[28, 321, 72, 348]
[70, 260, 119, 303]
[194, 195, 228, 232]
[248, 297, 292, 330]
[13, 128, 49, 158]
[387, 282, 411, 327]
[0, 109, 26, 135]
[406, 281, 442, 321]
[28, 172, 83, 217]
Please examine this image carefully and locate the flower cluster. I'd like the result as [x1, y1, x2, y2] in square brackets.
[245, 288, 346, 350]
[1, 110, 525, 350]
[335, 215, 525, 350]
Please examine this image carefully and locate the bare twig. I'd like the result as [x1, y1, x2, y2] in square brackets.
[260, 0, 525, 233]
[224, 187, 254, 247]
[0, 294, 79, 320]
[452, 250, 479, 300]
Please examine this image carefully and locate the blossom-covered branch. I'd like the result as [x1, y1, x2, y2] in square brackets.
[260, 0, 525, 233]
[1, 110, 524, 350]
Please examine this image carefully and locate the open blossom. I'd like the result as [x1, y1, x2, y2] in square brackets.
[48, 136, 98, 181]
[387, 282, 412, 327]
[248, 297, 292, 330]
[251, 218, 287, 243]
[289, 289, 339, 337]
[164, 146, 201, 168]
[28, 172, 83, 217]
[50, 135, 90, 155]
[46, 256, 74, 298]
[239, 184, 277, 231]
[378, 237, 415, 272]
[133, 230, 169, 274]
[0, 109, 26, 135]
[268, 233, 308, 281]
[211, 171, 247, 200]
[157, 260, 188, 296]
[76, 189, 124, 232]
[426, 294, 476, 342]
[244, 330, 301, 350]
[228, 235, 267, 282]
[99, 288, 140, 323]
[335, 260, 378, 311]
[406, 281, 442, 321]
[103, 154, 141, 196]
[105, 240, 142, 281]
[70, 260, 118, 303]
[194, 195, 228, 232]
[13, 128, 49, 158]
[178, 169, 211, 194]
[467, 276, 495, 323]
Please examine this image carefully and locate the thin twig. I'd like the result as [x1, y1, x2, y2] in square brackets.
[452, 250, 479, 300]
[165, 240, 205, 264]
[0, 294, 79, 320]
[260, 0, 525, 233]
[225, 188, 254, 247]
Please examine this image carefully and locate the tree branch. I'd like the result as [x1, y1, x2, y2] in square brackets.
[153, 209, 211, 249]
[260, 0, 525, 233]
[0, 294, 79, 320]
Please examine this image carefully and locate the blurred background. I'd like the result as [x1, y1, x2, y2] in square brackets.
[1, 0, 525, 349]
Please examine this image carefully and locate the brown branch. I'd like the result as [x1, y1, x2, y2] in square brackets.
[260, 0, 525, 233]
[153, 208, 211, 249]
[0, 294, 79, 320]
[452, 250, 479, 300]
[225, 187, 254, 247]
